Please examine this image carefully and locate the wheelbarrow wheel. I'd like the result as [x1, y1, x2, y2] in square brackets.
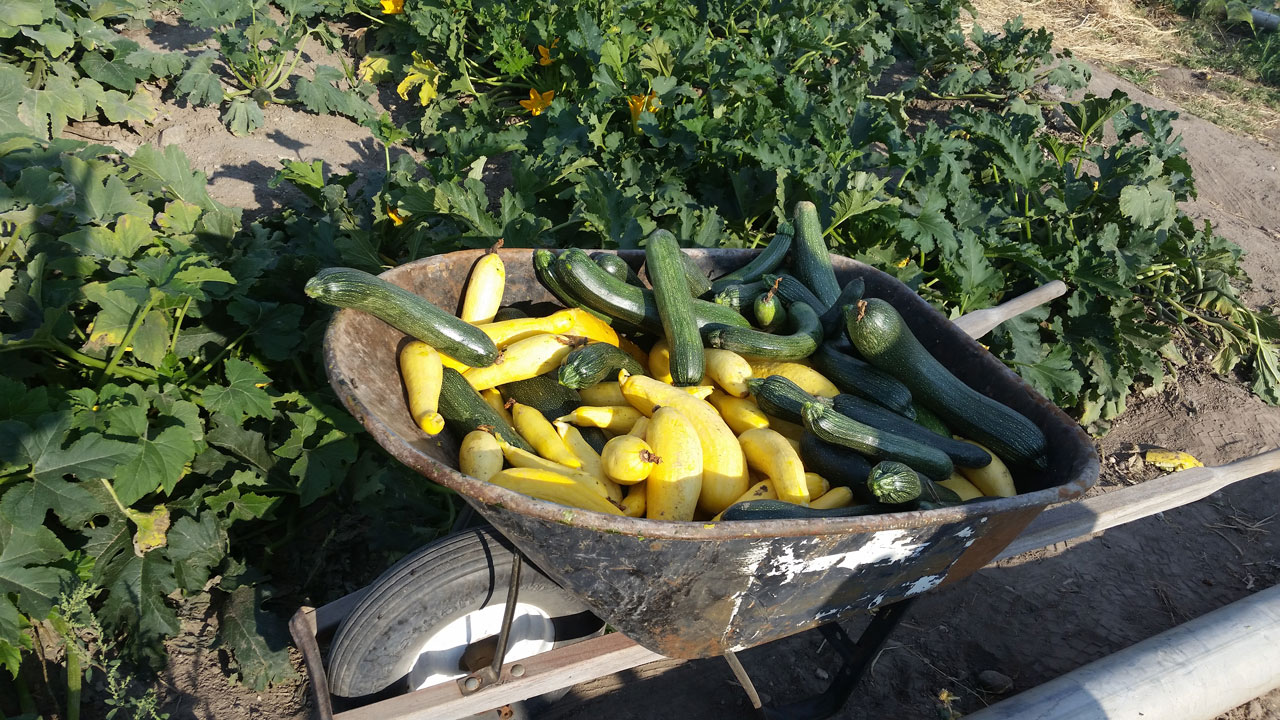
[326, 526, 604, 716]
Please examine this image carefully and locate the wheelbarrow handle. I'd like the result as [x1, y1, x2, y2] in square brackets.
[952, 280, 1067, 339]
[993, 447, 1280, 563]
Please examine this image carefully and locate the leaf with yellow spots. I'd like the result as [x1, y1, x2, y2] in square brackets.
[124, 504, 171, 556]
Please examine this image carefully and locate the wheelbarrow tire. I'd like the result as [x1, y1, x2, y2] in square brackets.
[327, 526, 604, 713]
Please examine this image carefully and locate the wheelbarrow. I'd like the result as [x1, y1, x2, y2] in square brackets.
[295, 249, 1100, 719]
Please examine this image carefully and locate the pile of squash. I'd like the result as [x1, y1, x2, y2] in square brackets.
[305, 202, 1048, 522]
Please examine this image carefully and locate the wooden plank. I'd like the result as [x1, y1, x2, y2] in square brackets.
[991, 448, 1280, 563]
[333, 631, 668, 720]
[952, 280, 1067, 339]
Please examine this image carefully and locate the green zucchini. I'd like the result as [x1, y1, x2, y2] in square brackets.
[746, 375, 830, 424]
[809, 343, 915, 418]
[558, 343, 646, 390]
[761, 274, 828, 314]
[801, 402, 954, 480]
[592, 252, 642, 285]
[646, 230, 704, 385]
[710, 227, 793, 292]
[704, 301, 823, 361]
[492, 306, 528, 322]
[439, 368, 533, 452]
[753, 289, 785, 331]
[305, 267, 498, 367]
[555, 248, 750, 336]
[844, 299, 1048, 470]
[798, 433, 873, 497]
[713, 280, 769, 312]
[920, 477, 963, 505]
[818, 277, 865, 337]
[866, 461, 922, 504]
[533, 250, 613, 325]
[911, 402, 951, 437]
[579, 426, 610, 454]
[719, 499, 879, 521]
[502, 373, 582, 420]
[831, 394, 991, 468]
[678, 251, 713, 298]
[790, 201, 841, 306]
[869, 464, 966, 507]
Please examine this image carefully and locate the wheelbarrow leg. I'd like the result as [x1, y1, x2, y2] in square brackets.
[723, 599, 915, 720]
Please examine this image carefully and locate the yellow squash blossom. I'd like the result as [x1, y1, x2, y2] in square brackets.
[387, 207, 406, 226]
[627, 94, 646, 122]
[537, 38, 559, 65]
[628, 91, 659, 131]
[380, 0, 403, 14]
[520, 88, 555, 116]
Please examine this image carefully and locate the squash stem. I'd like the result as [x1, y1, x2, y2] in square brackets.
[45, 340, 158, 382]
[65, 641, 81, 720]
[97, 292, 157, 388]
[168, 296, 193, 356]
[184, 328, 252, 387]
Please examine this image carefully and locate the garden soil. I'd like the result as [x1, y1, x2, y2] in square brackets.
[77, 32, 1280, 718]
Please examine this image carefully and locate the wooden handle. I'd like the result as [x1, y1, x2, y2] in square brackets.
[953, 280, 1068, 339]
[993, 448, 1280, 563]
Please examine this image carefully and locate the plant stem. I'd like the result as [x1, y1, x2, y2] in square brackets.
[168, 296, 193, 356]
[184, 328, 252, 387]
[1160, 295, 1251, 341]
[66, 642, 81, 720]
[0, 232, 19, 265]
[99, 479, 130, 515]
[46, 340, 158, 382]
[98, 293, 157, 387]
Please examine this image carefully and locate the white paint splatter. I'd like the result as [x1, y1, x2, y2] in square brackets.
[762, 530, 927, 583]
[724, 543, 774, 643]
[904, 574, 945, 596]
[954, 526, 974, 538]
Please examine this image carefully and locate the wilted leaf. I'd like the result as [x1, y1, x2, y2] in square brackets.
[217, 585, 297, 690]
[397, 52, 442, 107]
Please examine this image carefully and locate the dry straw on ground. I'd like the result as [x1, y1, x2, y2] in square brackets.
[969, 0, 1280, 138]
[967, 0, 1181, 65]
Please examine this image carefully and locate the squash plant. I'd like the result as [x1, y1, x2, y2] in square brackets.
[0, 134, 455, 700]
[176, 0, 376, 135]
[0, 0, 188, 138]
[356, 0, 1279, 424]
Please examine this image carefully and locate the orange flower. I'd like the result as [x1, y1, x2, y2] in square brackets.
[537, 39, 558, 65]
[519, 88, 555, 116]
[627, 91, 659, 132]
[387, 206, 406, 225]
[380, 0, 404, 14]
[627, 94, 647, 123]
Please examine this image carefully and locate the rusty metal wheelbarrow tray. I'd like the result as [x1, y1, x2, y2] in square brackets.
[322, 248, 1099, 660]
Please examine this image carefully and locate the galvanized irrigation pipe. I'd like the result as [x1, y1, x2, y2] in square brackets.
[966, 582, 1280, 720]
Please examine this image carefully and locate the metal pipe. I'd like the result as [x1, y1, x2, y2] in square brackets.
[966, 583, 1280, 720]
[1253, 7, 1280, 30]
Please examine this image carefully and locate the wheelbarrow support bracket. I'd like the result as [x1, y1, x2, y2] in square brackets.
[459, 551, 525, 695]
[723, 599, 915, 720]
